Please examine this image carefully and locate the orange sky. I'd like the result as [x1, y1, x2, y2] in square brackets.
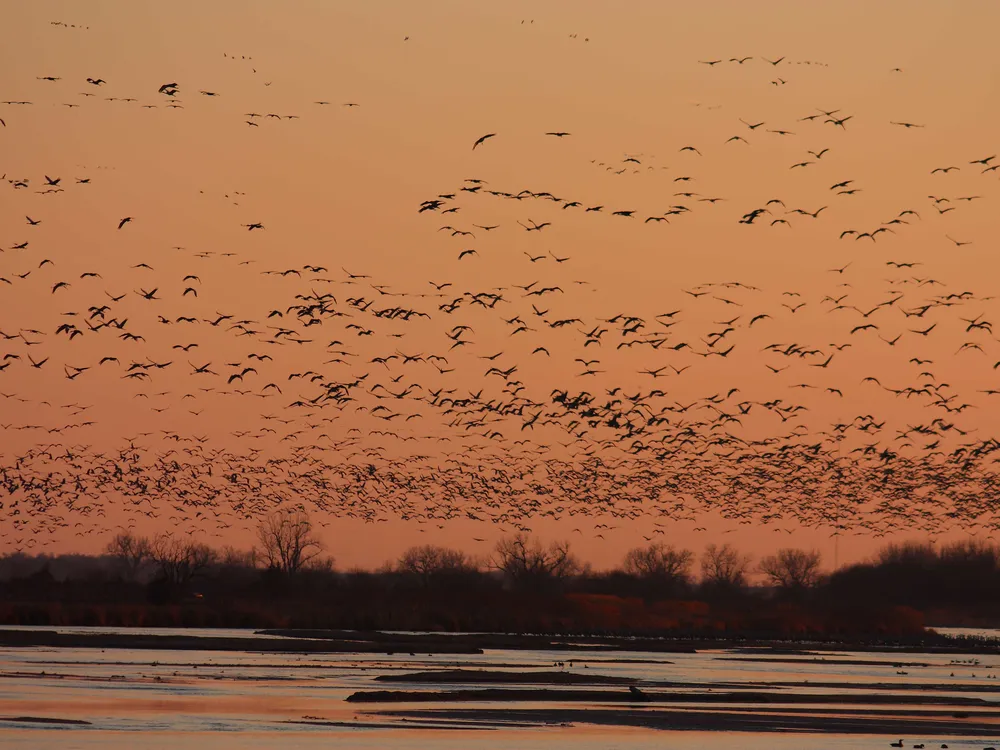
[2, 0, 1000, 572]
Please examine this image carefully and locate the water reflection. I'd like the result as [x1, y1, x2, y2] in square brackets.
[1, 627, 999, 749]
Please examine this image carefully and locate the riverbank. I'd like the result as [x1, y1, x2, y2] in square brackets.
[2, 626, 1000, 656]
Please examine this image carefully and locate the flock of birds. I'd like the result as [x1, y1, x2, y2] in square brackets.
[2, 19, 1000, 554]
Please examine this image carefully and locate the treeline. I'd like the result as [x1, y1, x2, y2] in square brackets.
[1, 513, 998, 637]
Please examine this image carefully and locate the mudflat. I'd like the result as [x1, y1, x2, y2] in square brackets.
[0, 629, 482, 654]
[3, 627, 998, 658]
[368, 706, 1000, 736]
[346, 687, 996, 706]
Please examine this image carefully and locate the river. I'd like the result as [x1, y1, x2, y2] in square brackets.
[1, 626, 999, 749]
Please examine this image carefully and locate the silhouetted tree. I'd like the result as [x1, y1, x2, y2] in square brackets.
[105, 531, 152, 582]
[219, 545, 258, 569]
[621, 542, 693, 595]
[701, 543, 751, 591]
[759, 548, 822, 592]
[255, 509, 326, 575]
[149, 534, 216, 586]
[938, 539, 998, 569]
[493, 533, 579, 590]
[7, 537, 1000, 634]
[398, 545, 480, 585]
[876, 541, 937, 567]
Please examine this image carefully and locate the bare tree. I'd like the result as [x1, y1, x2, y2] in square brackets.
[876, 541, 936, 567]
[149, 534, 216, 586]
[398, 545, 479, 584]
[623, 543, 694, 583]
[255, 509, 326, 575]
[939, 539, 999, 568]
[105, 531, 153, 582]
[759, 548, 822, 590]
[219, 546, 259, 568]
[700, 543, 751, 590]
[493, 533, 579, 589]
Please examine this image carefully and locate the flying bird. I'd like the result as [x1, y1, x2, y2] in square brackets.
[472, 133, 496, 150]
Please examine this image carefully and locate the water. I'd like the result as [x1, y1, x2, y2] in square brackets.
[1, 627, 1000, 749]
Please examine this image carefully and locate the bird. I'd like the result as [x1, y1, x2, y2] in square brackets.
[3, 11, 1000, 591]
[472, 133, 496, 150]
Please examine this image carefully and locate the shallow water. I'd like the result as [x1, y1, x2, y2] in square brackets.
[2, 627, 1000, 749]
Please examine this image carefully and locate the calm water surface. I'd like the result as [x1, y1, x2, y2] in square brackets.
[2, 626, 1000, 749]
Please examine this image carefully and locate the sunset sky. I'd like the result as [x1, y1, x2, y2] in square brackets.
[3, 0, 1000, 572]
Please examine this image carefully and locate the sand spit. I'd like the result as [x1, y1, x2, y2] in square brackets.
[0, 716, 93, 725]
[283, 718, 498, 730]
[346, 687, 994, 706]
[369, 706, 1000, 735]
[0, 629, 482, 654]
[722, 656, 935, 667]
[258, 629, 699, 653]
[375, 669, 639, 685]
[764, 680, 1000, 693]
[260, 629, 1000, 655]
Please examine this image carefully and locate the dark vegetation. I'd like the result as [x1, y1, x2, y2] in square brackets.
[1, 512, 998, 638]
